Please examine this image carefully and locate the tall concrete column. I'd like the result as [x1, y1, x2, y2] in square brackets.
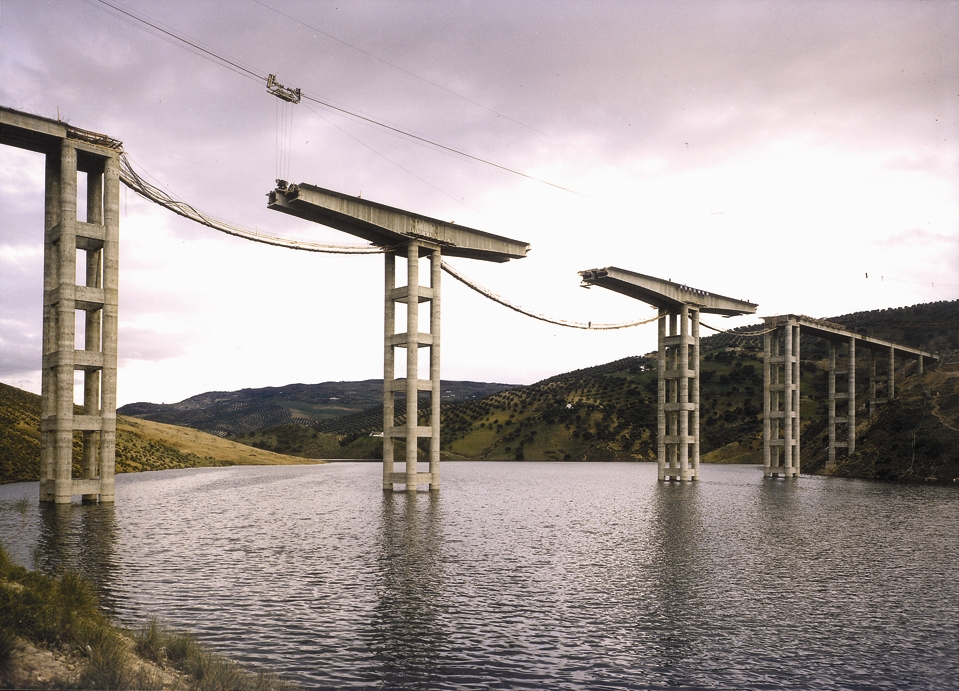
[678, 305, 689, 477]
[657, 308, 666, 476]
[763, 327, 772, 472]
[39, 142, 120, 504]
[428, 249, 441, 491]
[868, 350, 877, 418]
[382, 241, 441, 492]
[405, 242, 420, 491]
[39, 149, 60, 502]
[691, 308, 700, 477]
[53, 140, 78, 504]
[888, 346, 895, 401]
[82, 167, 103, 502]
[848, 337, 856, 455]
[827, 341, 836, 469]
[658, 305, 697, 482]
[762, 319, 799, 478]
[383, 252, 396, 489]
[98, 153, 120, 503]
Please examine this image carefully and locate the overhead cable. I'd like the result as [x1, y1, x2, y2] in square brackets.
[250, 0, 646, 180]
[91, 0, 264, 82]
[90, 0, 583, 196]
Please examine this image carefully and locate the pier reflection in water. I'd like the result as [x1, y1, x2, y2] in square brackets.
[368, 491, 446, 685]
[37, 502, 119, 611]
[0, 462, 956, 690]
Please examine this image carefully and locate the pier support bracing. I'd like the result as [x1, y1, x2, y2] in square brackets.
[763, 319, 800, 477]
[383, 242, 441, 492]
[39, 139, 120, 503]
[658, 305, 699, 482]
[826, 338, 857, 470]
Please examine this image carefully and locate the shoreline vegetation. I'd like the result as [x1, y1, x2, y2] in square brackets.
[0, 543, 298, 690]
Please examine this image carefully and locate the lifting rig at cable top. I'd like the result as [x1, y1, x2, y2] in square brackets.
[266, 74, 300, 104]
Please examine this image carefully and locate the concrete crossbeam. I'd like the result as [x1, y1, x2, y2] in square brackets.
[579, 267, 757, 316]
[269, 182, 529, 262]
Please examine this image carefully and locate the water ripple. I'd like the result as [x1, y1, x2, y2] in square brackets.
[1, 463, 956, 690]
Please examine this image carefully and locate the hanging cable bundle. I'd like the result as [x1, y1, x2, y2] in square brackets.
[119, 154, 657, 329]
[118, 155, 384, 254]
[440, 261, 658, 331]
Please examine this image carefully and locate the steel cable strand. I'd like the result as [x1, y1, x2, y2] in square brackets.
[441, 261, 658, 330]
[118, 155, 385, 255]
[120, 156, 667, 329]
[699, 321, 779, 337]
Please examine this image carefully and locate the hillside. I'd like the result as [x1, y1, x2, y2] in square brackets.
[0, 383, 319, 485]
[118, 380, 511, 437]
[237, 300, 958, 480]
[803, 357, 959, 481]
[5, 300, 957, 483]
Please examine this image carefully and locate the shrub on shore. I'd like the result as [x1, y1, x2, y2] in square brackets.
[0, 542, 297, 690]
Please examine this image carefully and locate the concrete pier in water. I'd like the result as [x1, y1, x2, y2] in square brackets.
[269, 182, 528, 490]
[1, 107, 122, 503]
[579, 267, 757, 482]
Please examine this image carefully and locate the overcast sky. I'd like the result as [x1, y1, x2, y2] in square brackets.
[2, 0, 957, 406]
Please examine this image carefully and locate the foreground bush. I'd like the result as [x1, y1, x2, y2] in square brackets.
[0, 542, 297, 690]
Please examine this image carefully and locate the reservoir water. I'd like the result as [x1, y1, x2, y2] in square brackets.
[1, 462, 957, 690]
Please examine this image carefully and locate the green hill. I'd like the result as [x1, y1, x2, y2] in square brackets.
[236, 301, 958, 481]
[118, 380, 512, 437]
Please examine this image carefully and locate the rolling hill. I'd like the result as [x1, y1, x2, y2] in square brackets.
[0, 383, 321, 485]
[228, 300, 959, 481]
[118, 380, 512, 437]
[4, 300, 957, 484]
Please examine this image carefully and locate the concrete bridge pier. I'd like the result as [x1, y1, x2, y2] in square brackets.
[763, 318, 800, 477]
[658, 305, 700, 481]
[826, 337, 857, 470]
[38, 136, 120, 503]
[867, 345, 896, 417]
[383, 242, 441, 492]
[267, 179, 528, 492]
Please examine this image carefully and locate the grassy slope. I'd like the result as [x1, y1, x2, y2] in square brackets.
[0, 383, 318, 485]
[804, 361, 959, 481]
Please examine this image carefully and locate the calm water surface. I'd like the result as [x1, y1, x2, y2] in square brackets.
[1, 462, 957, 690]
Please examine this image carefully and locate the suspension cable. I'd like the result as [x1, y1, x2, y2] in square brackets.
[119, 155, 385, 254]
[699, 321, 777, 337]
[120, 154, 658, 328]
[440, 261, 658, 330]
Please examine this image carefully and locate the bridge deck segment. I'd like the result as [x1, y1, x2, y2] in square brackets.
[579, 267, 756, 316]
[268, 182, 529, 262]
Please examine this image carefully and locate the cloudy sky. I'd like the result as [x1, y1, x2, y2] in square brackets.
[1, 0, 957, 406]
